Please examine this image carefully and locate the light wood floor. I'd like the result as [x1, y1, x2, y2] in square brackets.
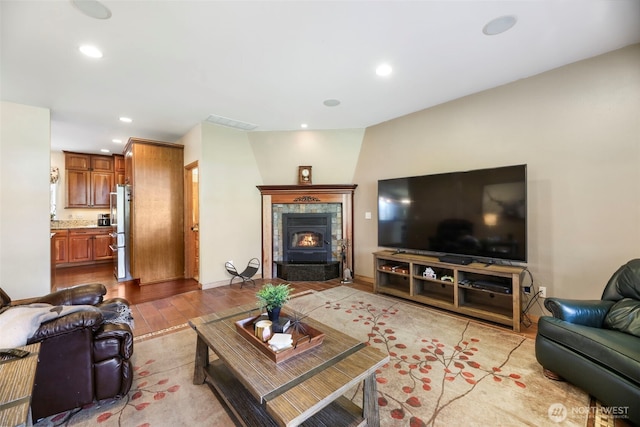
[54, 264, 537, 339]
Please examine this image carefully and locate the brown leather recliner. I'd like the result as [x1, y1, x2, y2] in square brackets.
[0, 284, 134, 421]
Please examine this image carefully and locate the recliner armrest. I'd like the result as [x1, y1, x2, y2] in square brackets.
[27, 309, 103, 343]
[95, 323, 134, 359]
[544, 298, 615, 328]
[33, 284, 107, 306]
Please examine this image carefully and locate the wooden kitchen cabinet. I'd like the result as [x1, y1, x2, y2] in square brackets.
[114, 154, 125, 186]
[65, 152, 90, 170]
[68, 231, 93, 263]
[90, 171, 114, 207]
[68, 228, 113, 264]
[52, 230, 69, 264]
[65, 151, 114, 208]
[125, 138, 184, 284]
[91, 156, 113, 172]
[93, 232, 113, 260]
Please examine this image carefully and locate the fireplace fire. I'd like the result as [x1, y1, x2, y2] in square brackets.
[293, 232, 322, 247]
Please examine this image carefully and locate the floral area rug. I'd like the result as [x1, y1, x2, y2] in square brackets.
[286, 286, 589, 427]
[35, 286, 589, 427]
[34, 326, 234, 427]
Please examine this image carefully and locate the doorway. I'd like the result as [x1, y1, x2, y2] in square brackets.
[184, 162, 199, 282]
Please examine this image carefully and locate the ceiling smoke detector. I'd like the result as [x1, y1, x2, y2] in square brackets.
[206, 114, 258, 131]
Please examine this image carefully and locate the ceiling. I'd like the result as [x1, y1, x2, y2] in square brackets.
[2, 1, 640, 155]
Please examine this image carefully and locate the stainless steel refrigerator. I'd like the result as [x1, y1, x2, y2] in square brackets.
[110, 184, 133, 281]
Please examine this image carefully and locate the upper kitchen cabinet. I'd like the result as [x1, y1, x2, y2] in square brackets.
[125, 138, 184, 284]
[64, 151, 114, 208]
[114, 154, 125, 185]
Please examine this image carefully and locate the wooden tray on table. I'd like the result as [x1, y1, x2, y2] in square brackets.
[235, 314, 325, 363]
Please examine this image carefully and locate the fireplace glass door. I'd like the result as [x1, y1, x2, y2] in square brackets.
[282, 213, 332, 263]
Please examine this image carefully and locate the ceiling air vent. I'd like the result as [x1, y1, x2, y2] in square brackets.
[205, 114, 258, 131]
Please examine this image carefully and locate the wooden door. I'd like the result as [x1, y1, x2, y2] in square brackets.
[113, 155, 126, 187]
[93, 232, 113, 260]
[129, 140, 184, 284]
[53, 231, 69, 264]
[91, 171, 114, 207]
[113, 154, 125, 172]
[66, 170, 90, 207]
[184, 162, 199, 281]
[91, 155, 113, 172]
[64, 152, 90, 170]
[68, 232, 93, 263]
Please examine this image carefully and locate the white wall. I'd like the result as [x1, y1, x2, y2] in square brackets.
[352, 44, 640, 302]
[1, 101, 51, 299]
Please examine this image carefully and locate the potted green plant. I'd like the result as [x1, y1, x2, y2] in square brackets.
[256, 283, 293, 323]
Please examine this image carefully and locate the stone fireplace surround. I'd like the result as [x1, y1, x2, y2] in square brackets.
[278, 209, 339, 263]
[257, 185, 357, 279]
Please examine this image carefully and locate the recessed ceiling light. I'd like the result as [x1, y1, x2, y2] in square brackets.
[100, 149, 110, 153]
[112, 139, 122, 143]
[70, 0, 112, 20]
[483, 15, 518, 36]
[323, 99, 341, 107]
[301, 124, 308, 129]
[376, 63, 393, 77]
[119, 117, 132, 123]
[79, 44, 103, 58]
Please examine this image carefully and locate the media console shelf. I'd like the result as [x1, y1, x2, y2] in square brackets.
[373, 251, 526, 332]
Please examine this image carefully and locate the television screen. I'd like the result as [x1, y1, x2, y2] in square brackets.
[377, 165, 527, 263]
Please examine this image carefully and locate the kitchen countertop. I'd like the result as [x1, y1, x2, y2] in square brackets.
[51, 225, 113, 230]
[50, 220, 111, 230]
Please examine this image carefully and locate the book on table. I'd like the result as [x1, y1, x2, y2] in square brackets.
[252, 314, 291, 333]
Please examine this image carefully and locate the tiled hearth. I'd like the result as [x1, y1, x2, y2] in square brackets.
[257, 185, 357, 279]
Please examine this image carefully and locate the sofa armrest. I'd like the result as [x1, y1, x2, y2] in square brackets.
[95, 323, 134, 359]
[34, 284, 107, 306]
[544, 298, 615, 328]
[27, 308, 103, 343]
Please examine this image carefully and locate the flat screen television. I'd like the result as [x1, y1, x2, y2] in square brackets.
[377, 164, 527, 264]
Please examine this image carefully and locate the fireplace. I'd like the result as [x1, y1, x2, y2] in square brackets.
[257, 184, 357, 280]
[282, 213, 332, 263]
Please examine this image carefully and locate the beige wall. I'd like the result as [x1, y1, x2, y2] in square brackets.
[181, 122, 202, 167]
[248, 129, 365, 185]
[3, 45, 638, 304]
[194, 122, 264, 288]
[353, 44, 640, 302]
[182, 126, 364, 287]
[1, 101, 51, 299]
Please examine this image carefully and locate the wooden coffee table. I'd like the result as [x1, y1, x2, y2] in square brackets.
[189, 304, 389, 427]
[0, 343, 41, 427]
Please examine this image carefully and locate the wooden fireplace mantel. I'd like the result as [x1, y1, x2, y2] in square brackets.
[257, 185, 357, 278]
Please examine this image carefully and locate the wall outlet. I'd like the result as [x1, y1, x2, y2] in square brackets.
[539, 286, 547, 298]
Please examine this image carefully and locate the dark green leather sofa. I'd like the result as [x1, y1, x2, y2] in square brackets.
[535, 259, 640, 426]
